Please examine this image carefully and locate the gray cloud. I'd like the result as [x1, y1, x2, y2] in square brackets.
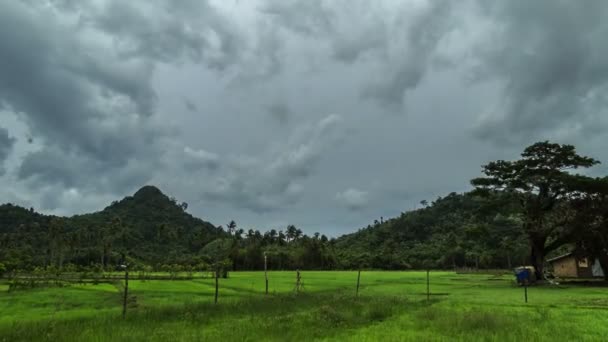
[88, 0, 244, 69]
[0, 2, 164, 168]
[200, 114, 343, 212]
[267, 102, 291, 125]
[184, 99, 199, 113]
[0, 127, 15, 174]
[2, 0, 608, 237]
[18, 146, 157, 198]
[472, 0, 608, 143]
[0, 0, 247, 200]
[264, 0, 455, 109]
[361, 0, 454, 109]
[335, 188, 369, 211]
[182, 146, 220, 171]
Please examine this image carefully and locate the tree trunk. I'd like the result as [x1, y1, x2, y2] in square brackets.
[507, 254, 512, 270]
[530, 237, 546, 281]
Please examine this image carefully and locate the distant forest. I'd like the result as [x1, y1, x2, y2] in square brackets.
[2, 142, 608, 281]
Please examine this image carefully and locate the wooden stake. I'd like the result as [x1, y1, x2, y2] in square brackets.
[296, 270, 301, 294]
[356, 269, 361, 296]
[122, 268, 129, 318]
[426, 269, 430, 302]
[214, 268, 219, 304]
[264, 253, 269, 295]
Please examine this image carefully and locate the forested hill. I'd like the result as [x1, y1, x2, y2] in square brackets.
[0, 186, 225, 269]
[2, 187, 533, 272]
[333, 192, 530, 270]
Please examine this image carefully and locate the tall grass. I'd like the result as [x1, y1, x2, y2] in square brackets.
[0, 293, 412, 341]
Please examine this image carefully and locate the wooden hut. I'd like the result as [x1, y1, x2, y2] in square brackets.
[547, 253, 604, 278]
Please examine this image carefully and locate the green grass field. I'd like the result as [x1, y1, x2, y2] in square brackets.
[1, 271, 607, 341]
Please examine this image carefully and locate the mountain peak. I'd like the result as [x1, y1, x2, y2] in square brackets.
[133, 185, 164, 199]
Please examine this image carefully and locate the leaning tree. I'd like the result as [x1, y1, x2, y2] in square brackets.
[471, 141, 599, 280]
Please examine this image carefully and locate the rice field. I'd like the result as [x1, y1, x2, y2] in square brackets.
[1, 271, 607, 341]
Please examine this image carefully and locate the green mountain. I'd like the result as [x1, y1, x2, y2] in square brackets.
[333, 192, 529, 270]
[0, 186, 225, 270]
[0, 187, 534, 272]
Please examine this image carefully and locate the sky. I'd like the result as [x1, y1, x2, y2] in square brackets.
[2, 0, 608, 236]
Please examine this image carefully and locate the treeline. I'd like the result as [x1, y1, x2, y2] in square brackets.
[203, 222, 337, 271]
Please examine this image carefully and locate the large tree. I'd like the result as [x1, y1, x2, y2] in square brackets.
[471, 141, 599, 280]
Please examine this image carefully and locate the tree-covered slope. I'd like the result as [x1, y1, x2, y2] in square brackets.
[0, 186, 225, 269]
[334, 192, 529, 270]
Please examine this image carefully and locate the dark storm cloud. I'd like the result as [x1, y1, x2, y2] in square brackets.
[18, 146, 157, 197]
[88, 0, 244, 69]
[4, 0, 608, 235]
[361, 0, 453, 109]
[263, 0, 454, 109]
[0, 2, 162, 170]
[0, 0, 247, 196]
[472, 0, 608, 143]
[0, 127, 15, 174]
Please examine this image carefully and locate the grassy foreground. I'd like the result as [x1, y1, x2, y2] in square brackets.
[1, 271, 607, 341]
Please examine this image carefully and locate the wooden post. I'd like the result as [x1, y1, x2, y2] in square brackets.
[426, 269, 430, 302]
[524, 281, 528, 303]
[264, 253, 269, 295]
[356, 269, 361, 296]
[296, 270, 301, 294]
[214, 267, 219, 304]
[122, 267, 129, 318]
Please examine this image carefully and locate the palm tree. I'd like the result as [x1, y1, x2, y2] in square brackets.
[269, 229, 278, 244]
[286, 225, 297, 243]
[227, 221, 237, 235]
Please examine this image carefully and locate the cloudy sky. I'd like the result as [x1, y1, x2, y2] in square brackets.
[2, 0, 608, 236]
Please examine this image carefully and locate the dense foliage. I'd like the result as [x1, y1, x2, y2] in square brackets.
[0, 186, 337, 272]
[0, 186, 224, 271]
[334, 192, 528, 270]
[0, 186, 529, 272]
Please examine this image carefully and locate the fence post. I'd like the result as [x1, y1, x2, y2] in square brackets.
[214, 267, 219, 304]
[264, 253, 269, 295]
[122, 266, 129, 318]
[296, 270, 301, 294]
[426, 269, 430, 302]
[356, 269, 361, 297]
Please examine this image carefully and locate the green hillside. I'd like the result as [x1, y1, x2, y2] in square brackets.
[0, 186, 225, 270]
[334, 192, 529, 270]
